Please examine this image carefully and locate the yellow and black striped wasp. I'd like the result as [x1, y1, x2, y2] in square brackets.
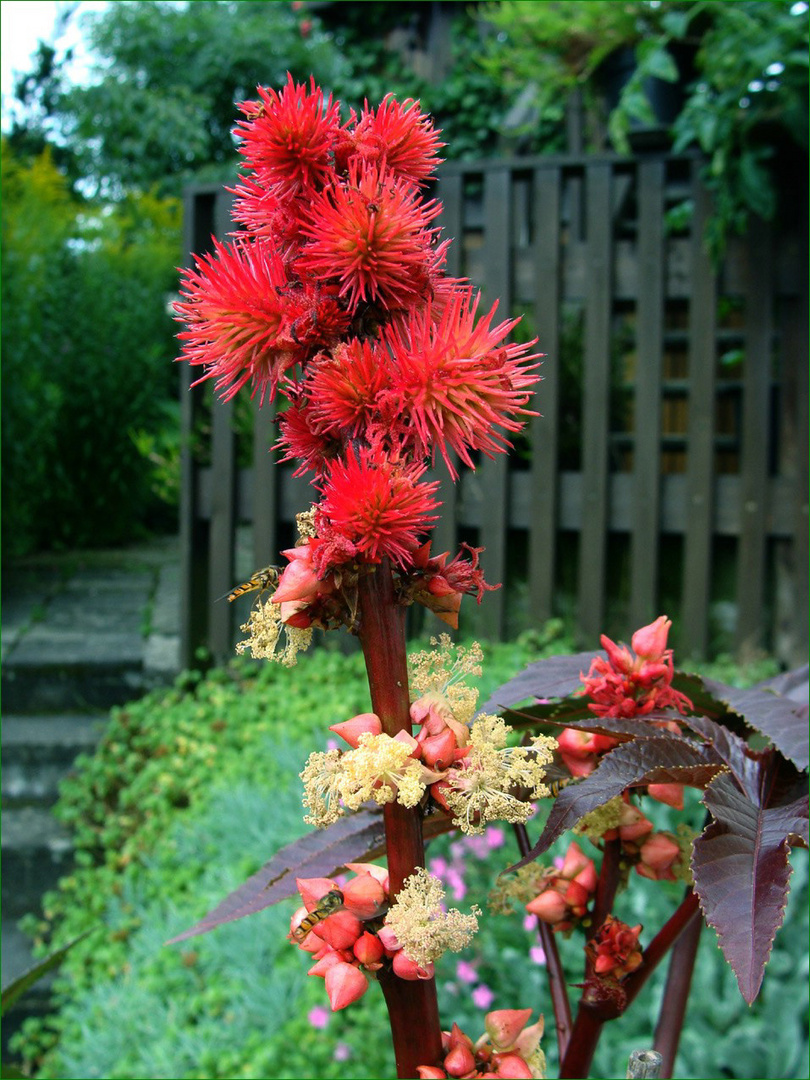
[220, 565, 280, 604]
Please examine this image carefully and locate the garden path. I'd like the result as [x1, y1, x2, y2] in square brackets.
[1, 534, 181, 1051]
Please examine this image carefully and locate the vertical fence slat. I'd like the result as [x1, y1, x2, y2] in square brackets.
[577, 163, 613, 643]
[180, 191, 214, 669]
[206, 191, 238, 662]
[252, 400, 279, 568]
[476, 168, 512, 639]
[529, 165, 562, 625]
[681, 166, 717, 657]
[630, 161, 665, 629]
[433, 171, 464, 558]
[735, 216, 773, 654]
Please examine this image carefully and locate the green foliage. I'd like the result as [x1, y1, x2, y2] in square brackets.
[54, 0, 351, 198]
[481, 0, 809, 256]
[13, 640, 804, 1078]
[1, 141, 181, 555]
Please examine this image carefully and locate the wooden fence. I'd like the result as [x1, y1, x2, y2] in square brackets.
[179, 153, 808, 668]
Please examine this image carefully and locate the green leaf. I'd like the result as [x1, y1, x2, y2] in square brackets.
[1, 930, 94, 1016]
[639, 44, 679, 83]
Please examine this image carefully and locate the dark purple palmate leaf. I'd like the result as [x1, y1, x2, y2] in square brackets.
[166, 807, 457, 945]
[508, 735, 725, 871]
[700, 676, 809, 772]
[166, 810, 386, 944]
[477, 651, 603, 715]
[692, 768, 809, 1003]
[503, 706, 683, 743]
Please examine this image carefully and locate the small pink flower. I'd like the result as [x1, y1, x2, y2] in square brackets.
[333, 1042, 352, 1062]
[472, 984, 495, 1010]
[485, 826, 506, 850]
[455, 960, 478, 984]
[530, 945, 546, 965]
[307, 1005, 330, 1029]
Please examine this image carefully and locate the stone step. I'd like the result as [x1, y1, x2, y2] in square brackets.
[1, 806, 74, 919]
[1, 715, 106, 806]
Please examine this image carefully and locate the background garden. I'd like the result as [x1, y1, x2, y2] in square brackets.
[2, 2, 808, 1078]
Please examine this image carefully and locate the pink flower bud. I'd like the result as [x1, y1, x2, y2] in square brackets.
[419, 727, 459, 769]
[272, 558, 322, 603]
[556, 728, 599, 759]
[647, 782, 684, 809]
[484, 1008, 532, 1051]
[316, 908, 363, 950]
[376, 923, 400, 953]
[410, 692, 453, 728]
[324, 961, 368, 1010]
[343, 862, 390, 892]
[491, 1052, 534, 1078]
[631, 616, 671, 660]
[308, 950, 343, 977]
[513, 1017, 545, 1060]
[296, 877, 339, 909]
[526, 888, 567, 925]
[392, 950, 434, 980]
[637, 831, 681, 879]
[617, 803, 654, 843]
[417, 1069, 448, 1079]
[353, 930, 385, 967]
[329, 713, 382, 748]
[560, 841, 591, 880]
[444, 1042, 476, 1077]
[342, 873, 387, 919]
[572, 861, 598, 894]
[600, 633, 634, 673]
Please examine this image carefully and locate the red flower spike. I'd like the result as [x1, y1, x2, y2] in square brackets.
[324, 960, 369, 1010]
[235, 74, 343, 196]
[298, 160, 442, 313]
[353, 94, 444, 186]
[305, 339, 393, 439]
[318, 446, 440, 567]
[582, 616, 693, 718]
[175, 238, 296, 406]
[382, 290, 541, 476]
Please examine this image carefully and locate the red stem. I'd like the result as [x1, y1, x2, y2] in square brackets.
[357, 561, 443, 1077]
[623, 889, 701, 1009]
[559, 871, 701, 1078]
[589, 838, 622, 946]
[652, 894, 702, 1078]
[513, 823, 572, 1060]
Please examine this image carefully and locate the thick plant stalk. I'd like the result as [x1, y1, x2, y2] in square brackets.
[357, 561, 443, 1077]
[652, 898, 702, 1078]
[514, 822, 572, 1060]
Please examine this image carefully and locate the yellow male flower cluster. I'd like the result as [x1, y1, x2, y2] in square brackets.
[384, 867, 481, 968]
[408, 634, 483, 725]
[440, 714, 556, 835]
[300, 733, 437, 828]
[236, 598, 313, 666]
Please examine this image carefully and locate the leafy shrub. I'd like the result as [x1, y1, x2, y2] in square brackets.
[14, 640, 806, 1079]
[1, 141, 181, 556]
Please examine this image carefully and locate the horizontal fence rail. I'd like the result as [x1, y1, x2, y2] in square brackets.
[179, 153, 808, 668]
